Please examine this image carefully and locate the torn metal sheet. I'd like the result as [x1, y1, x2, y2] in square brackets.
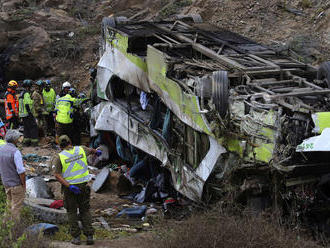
[297, 128, 330, 152]
[94, 102, 225, 201]
[312, 112, 330, 134]
[147, 45, 212, 135]
[94, 102, 169, 165]
[26, 177, 53, 199]
[97, 32, 151, 98]
[171, 136, 226, 201]
[92, 167, 110, 192]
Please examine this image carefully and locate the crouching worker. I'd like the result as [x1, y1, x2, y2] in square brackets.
[0, 130, 26, 220]
[53, 135, 101, 245]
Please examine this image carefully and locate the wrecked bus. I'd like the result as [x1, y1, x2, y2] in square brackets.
[91, 16, 330, 206]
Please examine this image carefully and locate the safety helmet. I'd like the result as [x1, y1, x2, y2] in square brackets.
[8, 80, 18, 88]
[35, 80, 44, 86]
[23, 79, 33, 87]
[45, 80, 51, 86]
[62, 81, 71, 89]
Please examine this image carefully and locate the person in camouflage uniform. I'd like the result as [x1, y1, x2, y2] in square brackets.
[31, 80, 45, 139]
[53, 135, 101, 245]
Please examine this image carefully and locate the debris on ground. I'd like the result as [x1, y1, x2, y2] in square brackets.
[23, 153, 49, 162]
[27, 223, 59, 236]
[26, 177, 54, 199]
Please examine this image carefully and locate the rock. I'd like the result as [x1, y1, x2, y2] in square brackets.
[33, 8, 78, 30]
[0, 12, 10, 21]
[0, 19, 8, 50]
[5, 26, 52, 79]
[1, 0, 23, 11]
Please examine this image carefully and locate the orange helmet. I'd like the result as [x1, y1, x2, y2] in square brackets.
[8, 80, 18, 88]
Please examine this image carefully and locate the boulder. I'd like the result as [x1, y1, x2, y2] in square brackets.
[33, 8, 78, 30]
[5, 26, 52, 79]
[1, 0, 23, 11]
[0, 19, 8, 51]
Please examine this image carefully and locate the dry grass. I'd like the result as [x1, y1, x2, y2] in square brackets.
[147, 207, 320, 248]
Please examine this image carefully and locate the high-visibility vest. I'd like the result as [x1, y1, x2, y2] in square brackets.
[4, 90, 18, 120]
[59, 146, 89, 184]
[19, 91, 34, 118]
[42, 88, 56, 112]
[55, 94, 74, 124]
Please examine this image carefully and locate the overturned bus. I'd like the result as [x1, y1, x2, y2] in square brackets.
[91, 15, 330, 206]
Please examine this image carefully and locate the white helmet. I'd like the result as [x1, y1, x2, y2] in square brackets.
[62, 81, 71, 89]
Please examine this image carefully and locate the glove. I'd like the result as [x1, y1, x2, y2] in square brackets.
[96, 150, 102, 157]
[69, 185, 81, 195]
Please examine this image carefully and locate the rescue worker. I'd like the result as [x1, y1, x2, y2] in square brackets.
[69, 88, 81, 145]
[54, 82, 75, 143]
[19, 80, 39, 146]
[53, 135, 101, 245]
[42, 80, 56, 136]
[77, 93, 89, 134]
[4, 80, 19, 129]
[0, 130, 26, 220]
[59, 81, 71, 97]
[32, 80, 45, 138]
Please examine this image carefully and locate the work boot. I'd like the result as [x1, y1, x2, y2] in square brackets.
[86, 236, 94, 245]
[71, 237, 81, 245]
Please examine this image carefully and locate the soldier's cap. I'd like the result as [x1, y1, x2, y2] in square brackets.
[58, 135, 71, 145]
[5, 129, 23, 143]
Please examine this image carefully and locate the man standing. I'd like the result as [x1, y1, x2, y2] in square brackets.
[54, 82, 74, 143]
[53, 135, 100, 245]
[4, 80, 19, 129]
[42, 80, 56, 136]
[19, 80, 39, 146]
[69, 88, 81, 145]
[0, 130, 26, 219]
[32, 80, 45, 139]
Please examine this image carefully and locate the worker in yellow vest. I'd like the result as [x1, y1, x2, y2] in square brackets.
[54, 82, 74, 143]
[42, 80, 56, 136]
[53, 135, 101, 245]
[19, 80, 39, 146]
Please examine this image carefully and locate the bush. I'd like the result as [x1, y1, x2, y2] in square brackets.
[149, 208, 319, 248]
[0, 186, 48, 248]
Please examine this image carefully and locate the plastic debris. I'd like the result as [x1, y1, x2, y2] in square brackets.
[27, 223, 59, 235]
[97, 217, 111, 231]
[49, 200, 64, 209]
[26, 177, 53, 199]
[92, 167, 110, 192]
[23, 154, 49, 162]
[102, 207, 118, 216]
[117, 205, 147, 219]
[146, 208, 158, 215]
[142, 223, 150, 227]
